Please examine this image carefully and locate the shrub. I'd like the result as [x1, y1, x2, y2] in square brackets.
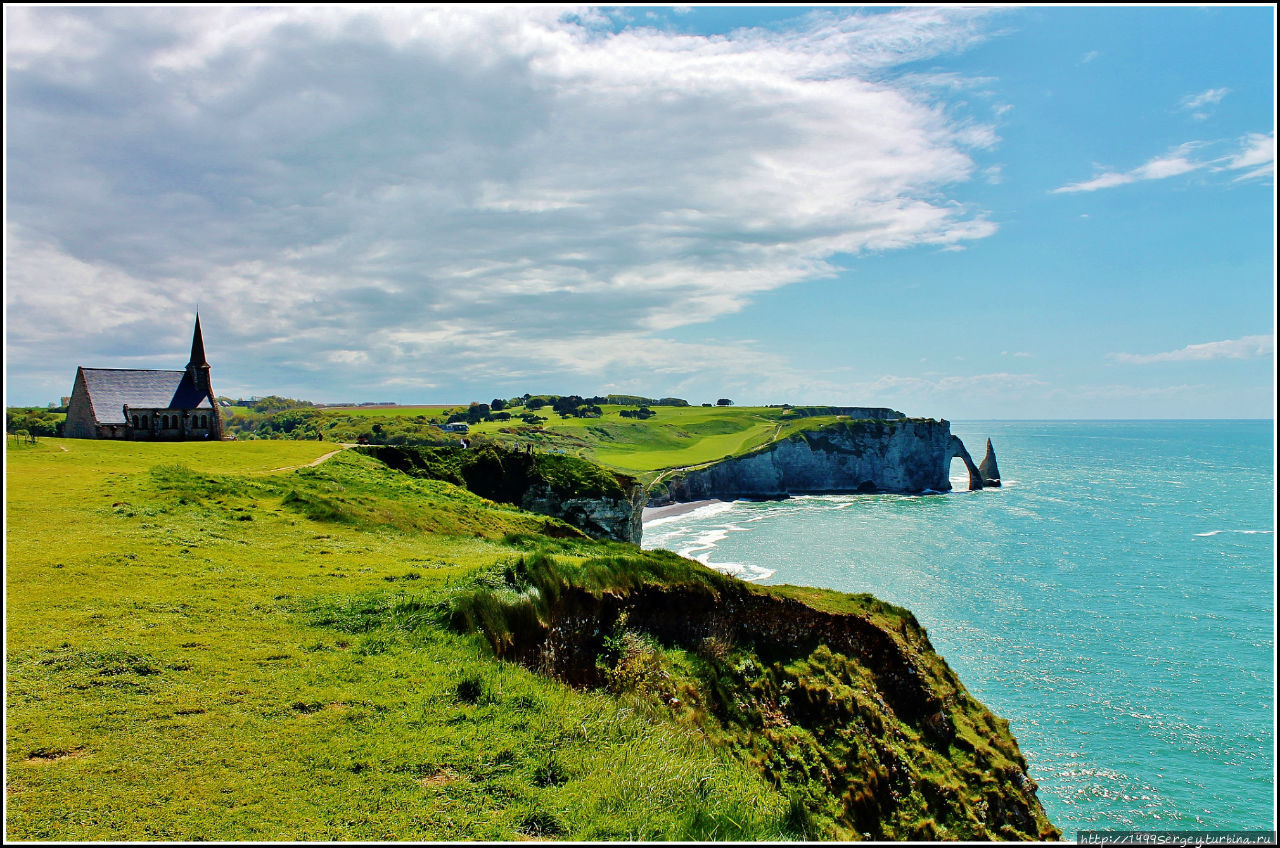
[455, 676, 485, 704]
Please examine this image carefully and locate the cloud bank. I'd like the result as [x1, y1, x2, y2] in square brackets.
[5, 6, 1003, 401]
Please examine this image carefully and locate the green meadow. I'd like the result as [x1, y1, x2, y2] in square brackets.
[318, 405, 456, 418]
[223, 402, 844, 485]
[6, 436, 1054, 841]
[5, 438, 788, 840]
[464, 406, 842, 478]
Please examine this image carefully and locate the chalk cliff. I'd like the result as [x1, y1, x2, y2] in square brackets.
[518, 482, 645, 544]
[655, 418, 985, 504]
[979, 438, 1002, 487]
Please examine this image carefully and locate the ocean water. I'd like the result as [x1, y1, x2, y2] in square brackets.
[642, 421, 1276, 836]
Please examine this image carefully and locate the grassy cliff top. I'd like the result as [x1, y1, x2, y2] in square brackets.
[5, 439, 782, 840]
[207, 402, 933, 486]
[358, 444, 634, 502]
[440, 405, 930, 484]
[6, 437, 1054, 841]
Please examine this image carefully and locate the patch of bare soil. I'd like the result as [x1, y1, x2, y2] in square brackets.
[417, 768, 464, 788]
[25, 747, 88, 765]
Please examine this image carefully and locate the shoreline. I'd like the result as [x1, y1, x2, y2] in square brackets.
[641, 499, 724, 523]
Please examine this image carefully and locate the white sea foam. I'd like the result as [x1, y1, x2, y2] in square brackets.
[1194, 529, 1273, 537]
[690, 553, 775, 582]
[677, 528, 731, 557]
[651, 514, 771, 579]
[643, 500, 736, 528]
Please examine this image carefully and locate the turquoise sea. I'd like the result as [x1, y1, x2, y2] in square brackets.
[642, 421, 1275, 837]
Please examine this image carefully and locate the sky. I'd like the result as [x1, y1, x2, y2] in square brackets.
[4, 5, 1275, 418]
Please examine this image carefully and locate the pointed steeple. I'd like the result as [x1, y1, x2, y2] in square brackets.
[187, 312, 209, 369]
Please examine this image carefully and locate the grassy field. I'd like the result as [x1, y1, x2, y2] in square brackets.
[5, 438, 789, 840]
[316, 405, 456, 418]
[201, 401, 867, 487]
[6, 437, 1056, 841]
[467, 406, 842, 478]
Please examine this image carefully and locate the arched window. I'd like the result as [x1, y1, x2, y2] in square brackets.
[161, 415, 168, 429]
[142, 415, 149, 429]
[132, 415, 139, 428]
[200, 415, 208, 428]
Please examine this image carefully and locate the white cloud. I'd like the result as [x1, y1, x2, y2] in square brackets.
[1223, 132, 1275, 181]
[1080, 50, 1099, 64]
[852, 372, 1048, 395]
[1180, 87, 1229, 114]
[1053, 144, 1201, 193]
[1053, 170, 1140, 193]
[1131, 154, 1199, 181]
[1053, 134, 1271, 193]
[1110, 335, 1274, 365]
[5, 6, 1005, 401]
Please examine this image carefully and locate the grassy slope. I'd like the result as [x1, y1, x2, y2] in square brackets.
[5, 439, 787, 841]
[216, 404, 850, 486]
[450, 555, 1059, 840]
[467, 405, 841, 479]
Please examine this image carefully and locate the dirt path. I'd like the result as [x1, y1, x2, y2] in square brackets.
[251, 445, 354, 475]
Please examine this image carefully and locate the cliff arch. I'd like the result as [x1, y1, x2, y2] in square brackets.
[947, 436, 984, 491]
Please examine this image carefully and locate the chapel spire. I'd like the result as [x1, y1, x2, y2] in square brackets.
[187, 312, 208, 369]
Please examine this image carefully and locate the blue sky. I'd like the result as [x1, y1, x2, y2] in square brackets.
[4, 5, 1274, 417]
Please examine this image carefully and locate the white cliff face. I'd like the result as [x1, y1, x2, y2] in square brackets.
[660, 419, 961, 502]
[520, 483, 646, 544]
[979, 438, 1002, 487]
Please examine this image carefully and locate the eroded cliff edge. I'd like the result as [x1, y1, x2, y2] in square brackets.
[654, 418, 983, 504]
[451, 550, 1060, 840]
[359, 445, 644, 543]
[357, 442, 1054, 838]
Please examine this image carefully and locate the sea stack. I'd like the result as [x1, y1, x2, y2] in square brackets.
[978, 438, 1002, 487]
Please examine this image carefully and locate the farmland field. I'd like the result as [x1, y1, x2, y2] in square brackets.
[314, 405, 456, 418]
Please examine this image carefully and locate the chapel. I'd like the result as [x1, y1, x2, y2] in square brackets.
[64, 314, 224, 440]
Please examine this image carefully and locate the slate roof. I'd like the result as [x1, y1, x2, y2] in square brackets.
[79, 368, 214, 425]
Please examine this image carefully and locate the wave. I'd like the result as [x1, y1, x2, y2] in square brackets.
[1194, 529, 1273, 537]
[688, 553, 775, 582]
[653, 518, 773, 580]
[677, 527, 733, 557]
